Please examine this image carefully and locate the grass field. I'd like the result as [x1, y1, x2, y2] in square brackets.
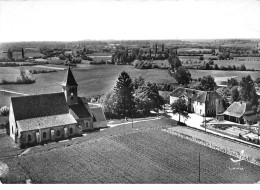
[0, 65, 177, 106]
[1, 118, 260, 183]
[1, 64, 260, 107]
[189, 69, 260, 81]
[12, 127, 260, 183]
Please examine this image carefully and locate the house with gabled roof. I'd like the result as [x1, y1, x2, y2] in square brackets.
[170, 87, 224, 117]
[9, 67, 107, 148]
[223, 102, 259, 125]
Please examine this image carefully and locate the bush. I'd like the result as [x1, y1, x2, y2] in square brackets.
[0, 106, 9, 116]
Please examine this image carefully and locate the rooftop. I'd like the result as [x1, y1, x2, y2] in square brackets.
[11, 92, 69, 121]
[223, 102, 252, 118]
[17, 113, 77, 132]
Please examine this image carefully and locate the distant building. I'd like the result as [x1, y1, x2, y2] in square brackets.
[223, 102, 259, 125]
[170, 87, 224, 117]
[9, 67, 107, 148]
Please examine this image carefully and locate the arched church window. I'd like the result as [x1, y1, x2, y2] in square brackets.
[69, 128, 73, 134]
[43, 132, 47, 139]
[28, 134, 32, 142]
[57, 130, 60, 137]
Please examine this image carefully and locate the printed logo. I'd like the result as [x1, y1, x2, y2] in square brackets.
[229, 150, 244, 170]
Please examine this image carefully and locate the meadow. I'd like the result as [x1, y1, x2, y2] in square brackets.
[0, 64, 176, 106]
[1, 63, 260, 107]
[16, 127, 260, 183]
[189, 69, 260, 81]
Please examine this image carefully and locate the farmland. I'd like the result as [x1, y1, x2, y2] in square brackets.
[189, 69, 260, 81]
[0, 64, 177, 106]
[1, 63, 260, 107]
[11, 127, 260, 183]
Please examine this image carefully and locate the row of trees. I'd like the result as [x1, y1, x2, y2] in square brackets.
[100, 72, 165, 119]
[111, 49, 171, 64]
[168, 51, 192, 86]
[194, 63, 249, 71]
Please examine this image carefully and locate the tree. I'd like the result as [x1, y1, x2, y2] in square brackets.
[0, 106, 9, 116]
[205, 63, 211, 70]
[100, 91, 119, 119]
[171, 98, 189, 123]
[227, 78, 239, 89]
[240, 75, 259, 108]
[7, 49, 13, 60]
[135, 82, 164, 116]
[208, 59, 214, 65]
[168, 51, 182, 71]
[114, 71, 135, 118]
[231, 86, 239, 102]
[173, 66, 191, 85]
[240, 64, 246, 71]
[255, 77, 260, 84]
[197, 75, 217, 91]
[146, 82, 164, 112]
[21, 48, 25, 59]
[133, 75, 145, 89]
[214, 64, 219, 70]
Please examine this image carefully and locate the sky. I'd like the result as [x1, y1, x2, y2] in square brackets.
[0, 0, 260, 42]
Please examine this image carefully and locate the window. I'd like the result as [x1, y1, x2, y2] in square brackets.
[69, 128, 73, 134]
[43, 132, 47, 139]
[56, 130, 60, 137]
[207, 110, 210, 114]
[86, 122, 88, 128]
[28, 134, 32, 142]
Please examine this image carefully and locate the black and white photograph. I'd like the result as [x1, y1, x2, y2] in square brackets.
[0, 0, 260, 185]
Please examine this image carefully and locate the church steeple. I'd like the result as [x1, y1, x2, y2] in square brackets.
[61, 66, 78, 105]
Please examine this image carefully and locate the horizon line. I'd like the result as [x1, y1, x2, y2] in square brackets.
[1, 38, 260, 44]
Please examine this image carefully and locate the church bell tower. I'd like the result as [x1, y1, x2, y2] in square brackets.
[61, 66, 78, 105]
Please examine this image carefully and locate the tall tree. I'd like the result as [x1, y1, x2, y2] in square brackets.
[197, 75, 217, 91]
[21, 48, 25, 59]
[231, 86, 239, 102]
[171, 98, 189, 123]
[168, 51, 182, 71]
[114, 71, 135, 118]
[146, 82, 164, 112]
[7, 49, 13, 60]
[240, 75, 259, 108]
[173, 66, 191, 85]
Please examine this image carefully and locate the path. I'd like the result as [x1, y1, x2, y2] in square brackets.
[107, 117, 161, 127]
[169, 126, 260, 161]
[0, 89, 29, 96]
[33, 65, 66, 70]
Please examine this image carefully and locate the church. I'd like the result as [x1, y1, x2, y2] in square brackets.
[9, 67, 107, 148]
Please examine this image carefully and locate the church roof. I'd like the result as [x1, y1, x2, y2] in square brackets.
[16, 113, 77, 132]
[61, 66, 78, 87]
[68, 97, 92, 119]
[90, 107, 107, 122]
[11, 92, 69, 121]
